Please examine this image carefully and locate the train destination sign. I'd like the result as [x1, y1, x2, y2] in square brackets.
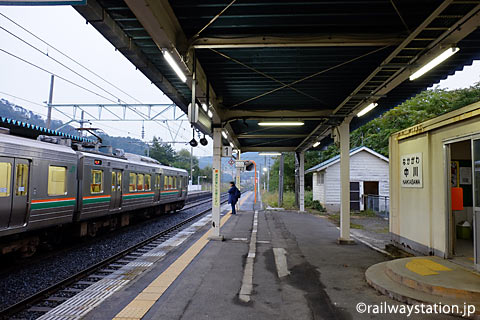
[401, 152, 423, 188]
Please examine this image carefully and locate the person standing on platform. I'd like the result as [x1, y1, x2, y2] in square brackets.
[228, 181, 240, 214]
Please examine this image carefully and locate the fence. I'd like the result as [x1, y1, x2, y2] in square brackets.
[365, 195, 389, 219]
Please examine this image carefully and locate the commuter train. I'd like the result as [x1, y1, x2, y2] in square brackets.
[0, 132, 188, 255]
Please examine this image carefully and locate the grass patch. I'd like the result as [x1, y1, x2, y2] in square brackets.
[321, 213, 364, 229]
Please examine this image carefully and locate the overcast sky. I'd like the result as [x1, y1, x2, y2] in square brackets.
[1, 5, 479, 157]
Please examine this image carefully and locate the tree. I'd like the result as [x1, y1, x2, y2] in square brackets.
[172, 148, 200, 182]
[148, 137, 176, 165]
[268, 84, 480, 192]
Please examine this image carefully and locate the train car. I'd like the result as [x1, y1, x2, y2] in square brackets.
[0, 131, 188, 255]
[0, 134, 77, 254]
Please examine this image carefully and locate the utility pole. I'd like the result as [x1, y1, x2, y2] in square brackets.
[79, 110, 85, 137]
[46, 75, 54, 129]
[278, 153, 284, 207]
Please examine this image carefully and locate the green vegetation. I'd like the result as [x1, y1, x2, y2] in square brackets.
[268, 85, 480, 194]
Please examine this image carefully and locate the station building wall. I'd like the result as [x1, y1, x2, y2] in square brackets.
[389, 100, 480, 259]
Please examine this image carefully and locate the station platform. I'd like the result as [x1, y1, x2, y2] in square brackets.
[74, 191, 460, 320]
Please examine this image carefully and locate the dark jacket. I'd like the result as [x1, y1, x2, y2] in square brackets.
[228, 186, 240, 204]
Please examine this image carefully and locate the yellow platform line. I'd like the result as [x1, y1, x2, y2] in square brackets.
[405, 258, 452, 276]
[113, 192, 252, 320]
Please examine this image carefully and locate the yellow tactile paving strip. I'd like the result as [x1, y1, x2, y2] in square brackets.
[113, 193, 252, 320]
[405, 258, 452, 276]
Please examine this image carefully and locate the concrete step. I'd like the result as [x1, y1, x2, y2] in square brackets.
[366, 261, 480, 317]
[385, 257, 480, 302]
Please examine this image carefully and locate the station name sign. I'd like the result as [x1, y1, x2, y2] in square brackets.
[401, 152, 423, 188]
[0, 0, 86, 5]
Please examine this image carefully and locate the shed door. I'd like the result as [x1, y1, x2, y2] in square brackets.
[350, 182, 360, 211]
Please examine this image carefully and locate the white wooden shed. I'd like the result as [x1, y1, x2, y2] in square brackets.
[306, 146, 389, 212]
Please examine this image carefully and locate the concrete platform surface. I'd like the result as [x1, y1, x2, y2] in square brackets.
[81, 195, 459, 320]
[366, 256, 480, 317]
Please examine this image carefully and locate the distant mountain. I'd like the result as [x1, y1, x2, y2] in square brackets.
[0, 98, 148, 155]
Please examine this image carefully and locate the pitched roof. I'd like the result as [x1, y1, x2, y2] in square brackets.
[305, 146, 388, 174]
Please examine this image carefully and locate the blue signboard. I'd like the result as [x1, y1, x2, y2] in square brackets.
[0, 0, 86, 5]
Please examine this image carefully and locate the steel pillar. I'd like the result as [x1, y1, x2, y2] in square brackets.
[278, 153, 284, 207]
[235, 150, 241, 212]
[211, 127, 222, 239]
[338, 118, 354, 244]
[298, 152, 305, 212]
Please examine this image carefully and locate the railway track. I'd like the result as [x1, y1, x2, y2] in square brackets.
[0, 194, 228, 320]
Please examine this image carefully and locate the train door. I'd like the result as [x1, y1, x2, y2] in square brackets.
[110, 169, 123, 210]
[155, 174, 161, 202]
[0, 157, 29, 229]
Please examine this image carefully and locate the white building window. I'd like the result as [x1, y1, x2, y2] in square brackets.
[317, 172, 324, 185]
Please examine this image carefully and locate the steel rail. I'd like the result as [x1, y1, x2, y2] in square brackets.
[0, 194, 228, 319]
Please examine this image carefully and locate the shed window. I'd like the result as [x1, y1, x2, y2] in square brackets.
[137, 174, 144, 191]
[48, 166, 66, 196]
[317, 173, 324, 185]
[90, 170, 103, 194]
[129, 173, 137, 192]
[0, 162, 12, 197]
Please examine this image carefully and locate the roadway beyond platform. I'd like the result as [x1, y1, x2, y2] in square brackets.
[71, 191, 458, 320]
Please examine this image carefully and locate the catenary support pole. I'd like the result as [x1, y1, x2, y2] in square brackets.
[46, 75, 54, 129]
[338, 117, 354, 244]
[211, 127, 222, 239]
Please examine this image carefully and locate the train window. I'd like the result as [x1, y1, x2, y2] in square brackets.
[15, 164, 28, 196]
[173, 176, 177, 189]
[0, 162, 12, 197]
[117, 172, 122, 189]
[137, 174, 144, 191]
[48, 166, 66, 196]
[129, 173, 137, 192]
[145, 174, 151, 191]
[168, 176, 172, 189]
[156, 174, 161, 190]
[111, 172, 116, 191]
[90, 169, 103, 194]
[164, 176, 168, 189]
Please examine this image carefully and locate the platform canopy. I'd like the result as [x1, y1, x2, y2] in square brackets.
[75, 0, 480, 152]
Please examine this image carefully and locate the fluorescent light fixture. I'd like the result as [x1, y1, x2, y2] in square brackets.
[313, 141, 320, 148]
[410, 47, 460, 81]
[258, 121, 304, 126]
[222, 131, 228, 139]
[357, 103, 378, 117]
[229, 141, 234, 148]
[207, 109, 213, 118]
[258, 152, 281, 156]
[163, 50, 187, 82]
[202, 103, 208, 112]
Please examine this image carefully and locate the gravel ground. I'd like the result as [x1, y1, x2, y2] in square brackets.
[0, 196, 222, 311]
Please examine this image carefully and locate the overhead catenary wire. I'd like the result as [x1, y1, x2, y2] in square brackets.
[0, 13, 191, 142]
[0, 12, 143, 104]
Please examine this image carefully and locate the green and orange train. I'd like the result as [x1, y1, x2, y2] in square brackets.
[0, 132, 188, 255]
